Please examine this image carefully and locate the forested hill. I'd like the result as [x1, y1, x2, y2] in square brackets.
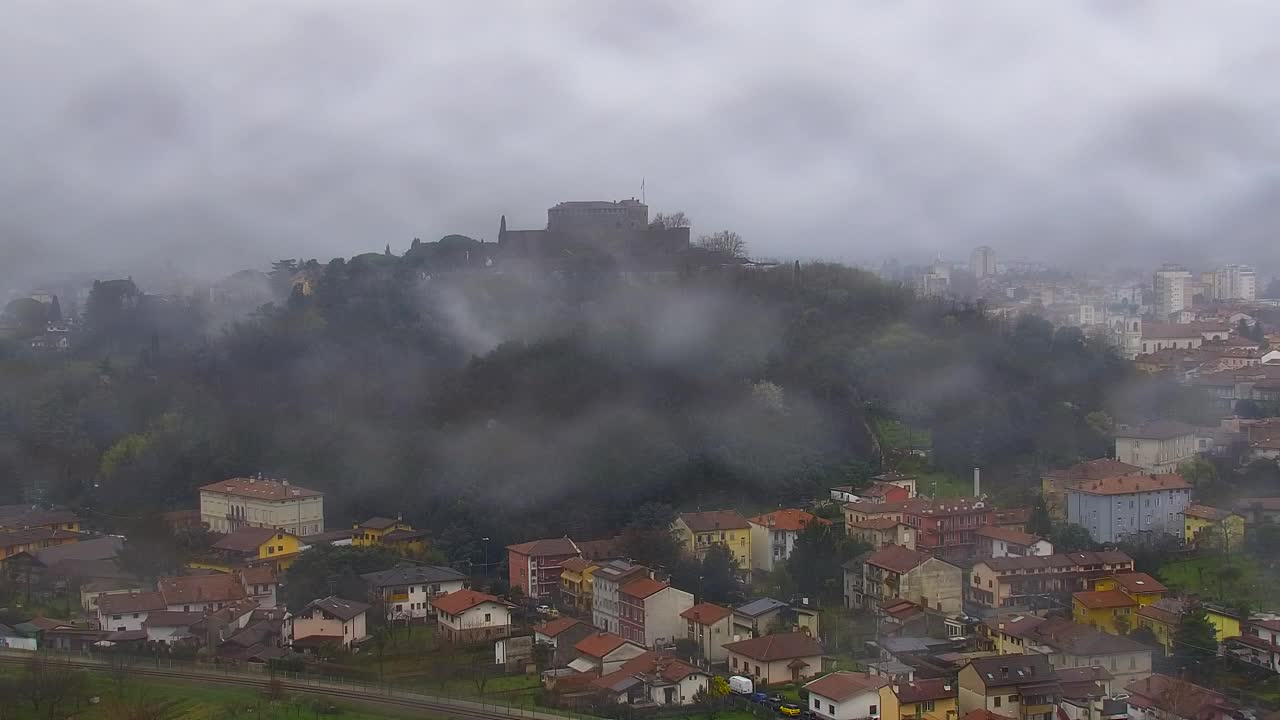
[0, 254, 1135, 553]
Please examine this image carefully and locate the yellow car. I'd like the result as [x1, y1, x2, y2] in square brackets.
[779, 704, 803, 717]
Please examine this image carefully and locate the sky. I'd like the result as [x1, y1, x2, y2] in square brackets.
[4, 0, 1280, 293]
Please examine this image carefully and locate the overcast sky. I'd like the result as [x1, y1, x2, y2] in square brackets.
[4, 1, 1280, 292]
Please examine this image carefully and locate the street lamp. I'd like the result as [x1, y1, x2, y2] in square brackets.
[481, 537, 491, 581]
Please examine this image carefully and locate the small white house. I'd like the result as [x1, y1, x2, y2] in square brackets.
[804, 671, 890, 720]
[290, 596, 369, 651]
[96, 591, 167, 633]
[361, 565, 468, 622]
[0, 623, 37, 651]
[142, 611, 203, 645]
[430, 589, 512, 645]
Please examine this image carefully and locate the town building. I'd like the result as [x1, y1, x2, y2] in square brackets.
[971, 246, 997, 280]
[1113, 422, 1199, 472]
[498, 200, 694, 272]
[981, 615, 1152, 687]
[1042, 459, 1145, 521]
[209, 527, 302, 571]
[1153, 265, 1192, 322]
[724, 631, 824, 685]
[571, 631, 648, 675]
[748, 509, 830, 572]
[290, 596, 369, 650]
[559, 557, 600, 614]
[967, 551, 1135, 614]
[0, 527, 85, 561]
[1065, 473, 1192, 543]
[845, 498, 993, 562]
[617, 577, 693, 649]
[592, 560, 651, 635]
[0, 505, 81, 533]
[1224, 617, 1280, 674]
[96, 591, 166, 633]
[1233, 496, 1280, 525]
[883, 677, 959, 720]
[803, 671, 890, 720]
[506, 537, 581, 599]
[1124, 674, 1236, 720]
[671, 511, 752, 570]
[431, 589, 512, 645]
[361, 565, 467, 622]
[848, 544, 964, 614]
[240, 564, 279, 609]
[350, 516, 429, 554]
[158, 574, 248, 613]
[957, 654, 1060, 720]
[1072, 573, 1167, 634]
[1182, 505, 1245, 551]
[847, 517, 917, 551]
[1214, 265, 1257, 301]
[1136, 600, 1240, 653]
[973, 527, 1052, 559]
[680, 602, 733, 666]
[591, 651, 710, 707]
[198, 476, 324, 536]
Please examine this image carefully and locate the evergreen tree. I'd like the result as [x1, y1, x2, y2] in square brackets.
[1029, 496, 1052, 537]
[1171, 605, 1219, 675]
[48, 295, 62, 323]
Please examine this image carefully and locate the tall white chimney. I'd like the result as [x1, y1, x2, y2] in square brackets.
[973, 467, 981, 497]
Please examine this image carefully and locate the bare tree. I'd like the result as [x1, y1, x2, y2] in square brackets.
[22, 656, 87, 720]
[695, 230, 747, 259]
[651, 211, 691, 229]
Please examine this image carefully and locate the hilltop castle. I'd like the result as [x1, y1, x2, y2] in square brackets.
[498, 199, 691, 268]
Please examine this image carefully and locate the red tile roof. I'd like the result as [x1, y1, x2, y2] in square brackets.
[212, 527, 290, 553]
[506, 537, 580, 557]
[240, 564, 277, 586]
[1072, 473, 1191, 496]
[723, 631, 823, 661]
[1109, 572, 1167, 595]
[749, 509, 831, 532]
[574, 631, 632, 658]
[1074, 590, 1135, 609]
[559, 557, 598, 574]
[533, 617, 582, 638]
[865, 544, 934, 574]
[592, 651, 705, 690]
[893, 677, 955, 703]
[679, 510, 750, 532]
[199, 477, 322, 500]
[1046, 459, 1145, 481]
[803, 671, 888, 701]
[848, 517, 906, 531]
[975, 526, 1044, 546]
[97, 591, 167, 614]
[681, 602, 732, 625]
[159, 574, 247, 606]
[620, 577, 668, 599]
[430, 589, 507, 616]
[1184, 504, 1234, 521]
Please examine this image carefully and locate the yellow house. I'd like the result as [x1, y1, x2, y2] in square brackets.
[1183, 504, 1245, 551]
[883, 677, 959, 720]
[1137, 602, 1241, 652]
[1073, 590, 1137, 634]
[1093, 572, 1167, 608]
[211, 526, 302, 571]
[559, 557, 600, 612]
[0, 528, 84, 561]
[672, 511, 752, 570]
[352, 516, 429, 555]
[0, 507, 81, 534]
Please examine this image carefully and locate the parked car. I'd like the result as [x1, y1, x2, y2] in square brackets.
[750, 692, 770, 704]
[728, 676, 754, 695]
[779, 704, 803, 717]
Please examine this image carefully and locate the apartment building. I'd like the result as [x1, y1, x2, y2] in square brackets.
[199, 476, 324, 536]
[967, 551, 1135, 613]
[1066, 473, 1192, 544]
[506, 537, 581, 599]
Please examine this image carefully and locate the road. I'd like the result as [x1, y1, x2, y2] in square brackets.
[0, 651, 594, 720]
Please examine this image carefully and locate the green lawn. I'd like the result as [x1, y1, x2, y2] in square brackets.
[0, 666, 422, 720]
[1158, 556, 1276, 607]
[919, 472, 972, 499]
[873, 419, 932, 452]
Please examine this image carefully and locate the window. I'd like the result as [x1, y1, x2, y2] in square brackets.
[994, 698, 1002, 708]
[132, 613, 139, 618]
[922, 701, 935, 712]
[732, 657, 738, 668]
[870, 706, 878, 716]
[268, 546, 275, 555]
[755, 665, 761, 676]
[1008, 695, 1018, 703]
[1129, 655, 1136, 670]
[814, 698, 820, 709]
[111, 614, 122, 621]
[830, 705, 836, 714]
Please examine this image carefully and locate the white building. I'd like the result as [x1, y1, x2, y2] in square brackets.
[592, 560, 650, 635]
[804, 671, 889, 720]
[431, 589, 512, 645]
[361, 565, 467, 622]
[748, 509, 831, 572]
[1215, 265, 1257, 301]
[199, 476, 324, 536]
[1153, 265, 1192, 322]
[1066, 473, 1193, 544]
[158, 574, 247, 613]
[1114, 422, 1198, 473]
[970, 246, 997, 280]
[618, 578, 694, 649]
[96, 591, 166, 633]
[290, 596, 369, 650]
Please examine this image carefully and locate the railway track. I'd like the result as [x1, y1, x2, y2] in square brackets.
[0, 654, 586, 720]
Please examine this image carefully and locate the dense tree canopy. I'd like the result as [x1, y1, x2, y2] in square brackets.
[0, 251, 1138, 562]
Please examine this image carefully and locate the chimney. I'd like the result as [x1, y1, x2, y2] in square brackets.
[973, 467, 981, 497]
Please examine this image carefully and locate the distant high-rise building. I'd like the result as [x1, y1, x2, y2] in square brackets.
[1213, 265, 1257, 301]
[1153, 264, 1192, 321]
[970, 246, 997, 280]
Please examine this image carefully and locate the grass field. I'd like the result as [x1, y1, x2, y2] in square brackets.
[873, 419, 932, 452]
[1158, 556, 1277, 607]
[0, 666, 421, 720]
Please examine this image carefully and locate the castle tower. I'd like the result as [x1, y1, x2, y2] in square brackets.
[499, 214, 507, 244]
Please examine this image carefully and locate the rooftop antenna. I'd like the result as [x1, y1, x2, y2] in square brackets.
[641, 177, 646, 205]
